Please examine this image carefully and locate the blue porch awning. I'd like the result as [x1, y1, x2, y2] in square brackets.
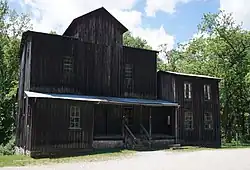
[24, 91, 179, 107]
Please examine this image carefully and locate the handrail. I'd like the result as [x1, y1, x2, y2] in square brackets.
[124, 124, 137, 141]
[140, 124, 151, 140]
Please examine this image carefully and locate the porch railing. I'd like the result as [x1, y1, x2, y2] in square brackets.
[140, 124, 151, 147]
[124, 124, 137, 149]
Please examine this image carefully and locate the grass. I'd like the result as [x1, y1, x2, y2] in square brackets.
[166, 143, 250, 153]
[0, 149, 135, 167]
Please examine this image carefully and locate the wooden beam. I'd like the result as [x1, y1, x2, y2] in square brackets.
[24, 96, 29, 154]
[175, 107, 179, 143]
[91, 104, 95, 146]
[149, 108, 152, 138]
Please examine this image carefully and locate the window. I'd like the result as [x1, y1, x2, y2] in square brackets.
[63, 56, 73, 73]
[69, 106, 81, 129]
[204, 112, 213, 130]
[124, 64, 134, 96]
[184, 82, 192, 100]
[184, 111, 193, 130]
[204, 84, 211, 101]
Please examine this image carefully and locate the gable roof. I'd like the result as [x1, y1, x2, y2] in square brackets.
[63, 7, 128, 36]
[158, 70, 222, 80]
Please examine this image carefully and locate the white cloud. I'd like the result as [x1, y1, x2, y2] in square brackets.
[145, 0, 193, 16]
[14, 0, 175, 50]
[133, 26, 175, 50]
[220, 0, 250, 29]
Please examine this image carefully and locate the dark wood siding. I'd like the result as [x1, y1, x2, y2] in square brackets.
[94, 104, 122, 136]
[29, 32, 122, 97]
[122, 47, 157, 99]
[64, 12, 124, 46]
[30, 99, 94, 153]
[157, 71, 221, 147]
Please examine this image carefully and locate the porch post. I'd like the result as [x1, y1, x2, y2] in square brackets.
[175, 106, 179, 143]
[149, 108, 152, 138]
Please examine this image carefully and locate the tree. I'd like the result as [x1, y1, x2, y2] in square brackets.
[123, 31, 152, 50]
[0, 0, 32, 144]
[49, 30, 57, 35]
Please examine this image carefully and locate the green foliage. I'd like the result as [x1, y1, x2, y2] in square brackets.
[0, 137, 15, 155]
[123, 31, 152, 50]
[49, 30, 57, 35]
[0, 0, 32, 145]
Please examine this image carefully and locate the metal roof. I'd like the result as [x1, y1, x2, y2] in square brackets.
[158, 71, 222, 80]
[24, 91, 179, 107]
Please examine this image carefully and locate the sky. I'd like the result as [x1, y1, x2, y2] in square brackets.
[8, 0, 250, 51]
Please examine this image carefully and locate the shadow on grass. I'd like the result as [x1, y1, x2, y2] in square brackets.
[35, 148, 133, 159]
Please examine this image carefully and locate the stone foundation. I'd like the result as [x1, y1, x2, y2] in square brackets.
[92, 140, 124, 149]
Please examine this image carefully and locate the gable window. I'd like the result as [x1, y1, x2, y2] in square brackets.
[204, 112, 213, 130]
[69, 106, 81, 129]
[204, 84, 211, 101]
[124, 64, 134, 96]
[184, 111, 193, 130]
[63, 56, 73, 73]
[184, 82, 192, 100]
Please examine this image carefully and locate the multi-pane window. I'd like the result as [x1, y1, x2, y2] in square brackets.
[184, 111, 193, 130]
[184, 82, 192, 100]
[204, 112, 213, 130]
[124, 64, 134, 95]
[63, 56, 73, 73]
[69, 106, 81, 129]
[204, 84, 211, 101]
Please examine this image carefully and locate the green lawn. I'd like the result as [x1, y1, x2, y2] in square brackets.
[167, 143, 250, 152]
[0, 149, 135, 167]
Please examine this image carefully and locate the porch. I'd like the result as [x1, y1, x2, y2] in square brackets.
[92, 100, 179, 150]
[22, 91, 180, 155]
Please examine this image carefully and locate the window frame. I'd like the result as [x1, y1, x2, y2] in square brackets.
[63, 56, 73, 73]
[184, 82, 192, 100]
[184, 111, 194, 130]
[204, 112, 213, 130]
[124, 63, 134, 96]
[69, 106, 81, 130]
[204, 84, 212, 101]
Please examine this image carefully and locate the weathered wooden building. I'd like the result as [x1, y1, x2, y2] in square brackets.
[157, 71, 221, 147]
[16, 7, 221, 157]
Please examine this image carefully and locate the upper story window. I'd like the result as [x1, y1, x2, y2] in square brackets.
[204, 84, 211, 101]
[124, 64, 134, 96]
[184, 111, 193, 130]
[63, 56, 73, 73]
[69, 106, 81, 129]
[184, 82, 192, 100]
[204, 112, 213, 130]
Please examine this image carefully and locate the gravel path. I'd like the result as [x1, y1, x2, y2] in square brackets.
[2, 148, 250, 170]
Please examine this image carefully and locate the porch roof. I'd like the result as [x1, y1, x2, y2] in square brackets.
[24, 91, 179, 107]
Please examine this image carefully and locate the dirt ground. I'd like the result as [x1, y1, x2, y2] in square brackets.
[1, 148, 250, 170]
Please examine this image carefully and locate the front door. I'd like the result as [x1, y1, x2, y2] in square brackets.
[123, 106, 133, 128]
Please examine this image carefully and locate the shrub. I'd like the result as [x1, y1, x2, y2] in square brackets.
[0, 138, 15, 155]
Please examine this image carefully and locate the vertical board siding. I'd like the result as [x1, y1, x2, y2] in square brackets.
[67, 14, 123, 46]
[29, 32, 122, 97]
[94, 104, 122, 137]
[31, 98, 94, 153]
[157, 71, 220, 147]
[122, 47, 157, 99]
